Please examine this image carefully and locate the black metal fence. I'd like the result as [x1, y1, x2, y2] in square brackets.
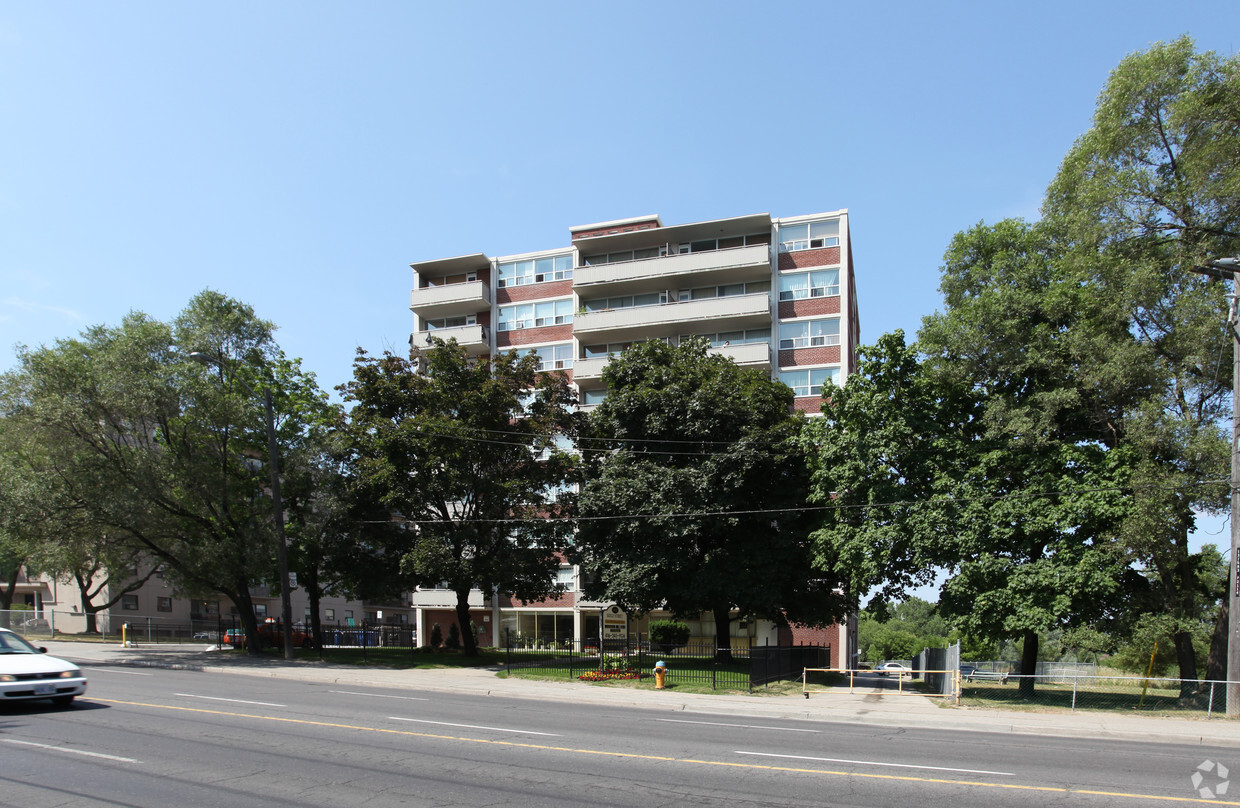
[504, 635, 828, 692]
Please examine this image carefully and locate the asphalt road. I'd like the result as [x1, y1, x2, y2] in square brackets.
[2, 664, 1236, 807]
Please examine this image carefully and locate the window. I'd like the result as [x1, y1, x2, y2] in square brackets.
[345, 610, 354, 621]
[582, 246, 665, 265]
[424, 315, 475, 330]
[778, 268, 840, 300]
[682, 280, 770, 301]
[582, 292, 666, 312]
[517, 343, 573, 371]
[778, 219, 840, 252]
[779, 367, 840, 397]
[554, 566, 575, 589]
[779, 318, 841, 349]
[497, 254, 572, 287]
[121, 595, 139, 610]
[498, 299, 573, 331]
[326, 609, 335, 621]
[582, 389, 607, 406]
[157, 597, 172, 613]
[254, 604, 268, 618]
[677, 329, 770, 348]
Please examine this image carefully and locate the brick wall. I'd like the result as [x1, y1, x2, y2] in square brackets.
[778, 297, 841, 319]
[792, 398, 823, 415]
[495, 324, 574, 349]
[777, 246, 841, 270]
[777, 346, 841, 367]
[495, 279, 573, 305]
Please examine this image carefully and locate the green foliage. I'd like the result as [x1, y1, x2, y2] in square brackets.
[429, 623, 442, 649]
[446, 622, 461, 650]
[576, 338, 847, 655]
[649, 620, 691, 648]
[340, 338, 580, 657]
[1, 291, 329, 651]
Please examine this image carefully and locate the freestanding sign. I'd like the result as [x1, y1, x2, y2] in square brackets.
[601, 605, 627, 641]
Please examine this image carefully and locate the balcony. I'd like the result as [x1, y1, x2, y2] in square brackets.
[574, 293, 771, 342]
[573, 340, 771, 382]
[410, 324, 490, 354]
[574, 244, 770, 293]
[409, 281, 491, 319]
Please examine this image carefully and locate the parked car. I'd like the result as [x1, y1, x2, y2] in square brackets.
[257, 619, 314, 649]
[0, 628, 87, 706]
[875, 661, 913, 677]
[960, 665, 1009, 684]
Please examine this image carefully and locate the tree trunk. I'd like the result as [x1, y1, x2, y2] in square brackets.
[712, 605, 734, 664]
[305, 567, 322, 649]
[456, 589, 478, 657]
[1018, 629, 1038, 698]
[1173, 629, 1200, 700]
[1205, 576, 1229, 683]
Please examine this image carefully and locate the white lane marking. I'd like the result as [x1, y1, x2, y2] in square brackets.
[656, 718, 819, 733]
[3, 739, 140, 763]
[175, 693, 286, 707]
[387, 717, 561, 736]
[329, 690, 429, 701]
[735, 751, 1014, 776]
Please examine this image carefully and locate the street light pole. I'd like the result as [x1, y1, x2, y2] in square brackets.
[189, 352, 296, 660]
[1191, 257, 1240, 717]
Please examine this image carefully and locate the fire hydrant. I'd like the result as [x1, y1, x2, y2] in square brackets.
[653, 660, 668, 690]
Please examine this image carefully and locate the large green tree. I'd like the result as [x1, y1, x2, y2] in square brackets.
[575, 338, 845, 661]
[1, 291, 327, 651]
[1043, 36, 1239, 691]
[807, 331, 1133, 695]
[340, 339, 579, 657]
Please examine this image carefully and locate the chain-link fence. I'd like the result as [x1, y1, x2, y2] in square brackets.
[959, 674, 1237, 718]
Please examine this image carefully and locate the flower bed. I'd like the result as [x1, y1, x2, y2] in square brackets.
[578, 669, 642, 682]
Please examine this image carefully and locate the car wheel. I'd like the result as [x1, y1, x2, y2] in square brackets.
[52, 695, 75, 707]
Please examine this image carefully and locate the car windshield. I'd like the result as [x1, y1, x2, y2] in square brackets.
[0, 631, 40, 654]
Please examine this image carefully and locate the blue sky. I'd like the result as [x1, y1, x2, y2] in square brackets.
[2, 3, 1236, 579]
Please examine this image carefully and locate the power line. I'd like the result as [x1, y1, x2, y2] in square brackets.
[367, 477, 1227, 526]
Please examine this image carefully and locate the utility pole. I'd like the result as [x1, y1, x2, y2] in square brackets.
[1190, 257, 1240, 718]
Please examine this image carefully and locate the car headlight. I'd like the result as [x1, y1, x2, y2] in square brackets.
[57, 669, 80, 679]
[0, 674, 16, 682]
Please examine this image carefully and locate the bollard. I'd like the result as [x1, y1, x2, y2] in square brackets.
[653, 660, 668, 690]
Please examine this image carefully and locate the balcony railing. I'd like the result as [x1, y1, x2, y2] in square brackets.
[574, 341, 771, 381]
[411, 324, 490, 354]
[574, 293, 771, 339]
[574, 244, 771, 290]
[409, 280, 491, 318]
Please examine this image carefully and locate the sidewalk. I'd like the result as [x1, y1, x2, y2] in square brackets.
[41, 640, 1240, 748]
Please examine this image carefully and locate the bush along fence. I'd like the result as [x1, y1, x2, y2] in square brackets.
[959, 673, 1240, 719]
[503, 635, 829, 692]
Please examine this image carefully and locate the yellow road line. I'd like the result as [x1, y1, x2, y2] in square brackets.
[94, 698, 1239, 806]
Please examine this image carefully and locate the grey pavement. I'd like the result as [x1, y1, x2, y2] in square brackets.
[39, 639, 1240, 749]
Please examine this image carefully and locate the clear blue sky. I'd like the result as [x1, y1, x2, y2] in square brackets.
[2, 2, 1236, 580]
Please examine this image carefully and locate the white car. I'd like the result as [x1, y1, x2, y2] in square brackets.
[0, 628, 88, 706]
[875, 661, 913, 677]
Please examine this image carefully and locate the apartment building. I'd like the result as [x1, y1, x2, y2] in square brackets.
[407, 210, 859, 664]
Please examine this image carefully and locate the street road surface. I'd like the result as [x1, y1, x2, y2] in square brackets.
[1, 665, 1235, 807]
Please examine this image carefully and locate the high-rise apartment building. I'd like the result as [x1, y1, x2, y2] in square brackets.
[409, 210, 857, 415]
[406, 210, 858, 661]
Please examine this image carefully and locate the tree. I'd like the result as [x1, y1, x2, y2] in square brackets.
[340, 338, 579, 657]
[807, 331, 1133, 695]
[1, 291, 327, 652]
[1043, 37, 1239, 691]
[575, 338, 846, 662]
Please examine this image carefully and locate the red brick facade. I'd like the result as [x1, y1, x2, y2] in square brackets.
[792, 398, 823, 415]
[571, 219, 661, 240]
[778, 346, 842, 367]
[495, 280, 574, 306]
[777, 246, 841, 270]
[778, 297, 841, 319]
[496, 324, 574, 349]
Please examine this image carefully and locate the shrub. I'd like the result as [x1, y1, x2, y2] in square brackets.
[429, 623, 442, 649]
[446, 622, 461, 649]
[649, 620, 691, 650]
